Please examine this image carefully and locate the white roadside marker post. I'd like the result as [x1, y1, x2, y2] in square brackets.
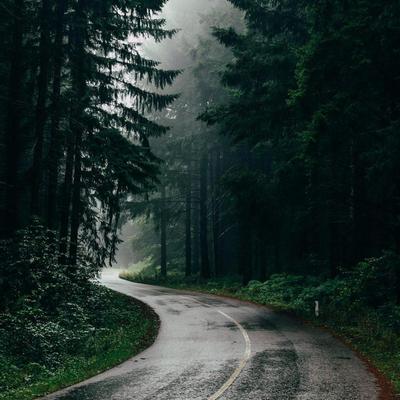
[315, 301, 320, 318]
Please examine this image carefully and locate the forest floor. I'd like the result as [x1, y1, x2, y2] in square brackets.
[120, 271, 400, 398]
[0, 289, 159, 400]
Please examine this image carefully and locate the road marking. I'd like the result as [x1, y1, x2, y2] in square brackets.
[186, 297, 252, 400]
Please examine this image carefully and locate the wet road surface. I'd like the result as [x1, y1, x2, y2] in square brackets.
[42, 270, 379, 400]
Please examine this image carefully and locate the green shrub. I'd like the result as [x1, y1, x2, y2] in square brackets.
[0, 221, 98, 313]
[0, 288, 158, 400]
[0, 222, 160, 399]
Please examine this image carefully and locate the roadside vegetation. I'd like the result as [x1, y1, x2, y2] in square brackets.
[121, 254, 400, 394]
[0, 224, 159, 400]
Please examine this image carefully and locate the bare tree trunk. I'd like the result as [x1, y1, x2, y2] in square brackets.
[3, 0, 25, 237]
[31, 0, 51, 217]
[200, 151, 210, 280]
[59, 122, 75, 263]
[185, 165, 192, 277]
[68, 0, 86, 266]
[47, 0, 67, 229]
[160, 185, 167, 278]
[212, 149, 222, 276]
[192, 192, 200, 274]
[68, 130, 83, 265]
[351, 138, 369, 264]
[259, 242, 268, 282]
[240, 223, 252, 285]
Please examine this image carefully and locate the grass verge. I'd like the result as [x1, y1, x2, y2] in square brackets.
[0, 288, 159, 400]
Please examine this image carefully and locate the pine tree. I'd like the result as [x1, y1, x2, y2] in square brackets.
[0, 0, 180, 271]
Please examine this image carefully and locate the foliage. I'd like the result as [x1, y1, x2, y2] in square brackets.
[244, 255, 400, 320]
[0, 0, 179, 268]
[120, 256, 159, 281]
[0, 222, 159, 399]
[195, 0, 400, 282]
[121, 268, 242, 291]
[0, 284, 157, 400]
[0, 220, 96, 312]
[120, 257, 186, 284]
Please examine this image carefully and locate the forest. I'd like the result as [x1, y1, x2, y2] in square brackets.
[0, 0, 400, 399]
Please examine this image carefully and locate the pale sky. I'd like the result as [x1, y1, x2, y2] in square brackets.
[143, 0, 232, 69]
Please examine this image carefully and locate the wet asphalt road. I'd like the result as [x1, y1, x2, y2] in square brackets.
[42, 270, 379, 400]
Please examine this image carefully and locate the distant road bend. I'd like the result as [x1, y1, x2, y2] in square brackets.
[43, 270, 379, 400]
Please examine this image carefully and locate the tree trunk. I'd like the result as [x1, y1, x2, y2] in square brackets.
[185, 161, 192, 277]
[59, 122, 75, 263]
[30, 0, 51, 218]
[68, 130, 83, 266]
[60, 0, 86, 265]
[68, 0, 86, 266]
[395, 230, 400, 305]
[192, 192, 200, 274]
[47, 0, 67, 229]
[160, 185, 167, 278]
[3, 0, 25, 237]
[259, 243, 268, 282]
[200, 151, 210, 280]
[351, 138, 369, 264]
[239, 222, 252, 285]
[212, 149, 222, 276]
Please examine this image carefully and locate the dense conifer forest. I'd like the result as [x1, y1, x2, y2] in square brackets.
[0, 0, 400, 398]
[123, 1, 400, 294]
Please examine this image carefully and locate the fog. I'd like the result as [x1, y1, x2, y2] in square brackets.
[144, 0, 232, 68]
[114, 0, 234, 268]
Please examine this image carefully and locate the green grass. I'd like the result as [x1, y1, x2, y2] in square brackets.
[0, 289, 159, 400]
[121, 270, 400, 396]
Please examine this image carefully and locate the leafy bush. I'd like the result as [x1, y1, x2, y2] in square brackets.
[0, 221, 100, 366]
[0, 285, 157, 400]
[0, 220, 98, 313]
[244, 275, 321, 306]
[235, 255, 400, 331]
[0, 222, 159, 399]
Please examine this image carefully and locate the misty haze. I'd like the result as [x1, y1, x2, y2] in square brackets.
[0, 1, 399, 399]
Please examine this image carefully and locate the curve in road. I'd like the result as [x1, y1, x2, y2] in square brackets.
[186, 296, 251, 400]
[42, 270, 379, 400]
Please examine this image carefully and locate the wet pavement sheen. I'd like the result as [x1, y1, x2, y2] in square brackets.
[42, 270, 379, 400]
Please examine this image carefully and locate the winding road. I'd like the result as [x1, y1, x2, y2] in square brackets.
[43, 270, 379, 400]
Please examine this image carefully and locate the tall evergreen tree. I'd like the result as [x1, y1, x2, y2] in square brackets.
[0, 0, 179, 271]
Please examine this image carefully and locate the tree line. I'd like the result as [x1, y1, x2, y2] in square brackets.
[133, 0, 400, 301]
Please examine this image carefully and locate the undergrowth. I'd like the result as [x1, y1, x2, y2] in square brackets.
[0, 223, 159, 400]
[0, 287, 158, 400]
